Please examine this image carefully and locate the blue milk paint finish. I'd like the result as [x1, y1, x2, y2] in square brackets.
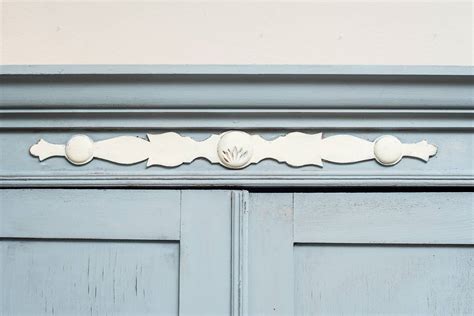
[250, 192, 474, 316]
[0, 65, 472, 315]
[1, 189, 181, 240]
[2, 241, 180, 315]
[1, 65, 472, 187]
[0, 130, 472, 187]
[293, 192, 474, 244]
[1, 65, 472, 109]
[295, 245, 473, 315]
[1, 65, 473, 187]
[0, 189, 246, 315]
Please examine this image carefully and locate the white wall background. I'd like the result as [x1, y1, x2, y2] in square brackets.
[1, 0, 472, 65]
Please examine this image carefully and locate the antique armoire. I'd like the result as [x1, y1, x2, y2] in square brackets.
[1, 65, 472, 315]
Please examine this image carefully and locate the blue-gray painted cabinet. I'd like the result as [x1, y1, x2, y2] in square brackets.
[1, 65, 473, 315]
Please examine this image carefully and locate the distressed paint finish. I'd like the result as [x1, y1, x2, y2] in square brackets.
[0, 65, 473, 315]
[1, 241, 179, 315]
[1, 65, 472, 109]
[1, 65, 472, 187]
[0, 189, 250, 315]
[1, 130, 471, 187]
[294, 192, 474, 244]
[248, 193, 294, 315]
[179, 190, 233, 315]
[0, 189, 181, 240]
[248, 192, 474, 315]
[231, 191, 249, 316]
[295, 245, 474, 315]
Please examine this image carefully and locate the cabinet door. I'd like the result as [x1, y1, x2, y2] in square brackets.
[1, 189, 245, 316]
[249, 192, 473, 315]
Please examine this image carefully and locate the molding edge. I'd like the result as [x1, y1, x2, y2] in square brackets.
[1, 175, 472, 188]
[231, 191, 249, 316]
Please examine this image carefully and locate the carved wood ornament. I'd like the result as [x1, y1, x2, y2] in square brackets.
[30, 131, 437, 169]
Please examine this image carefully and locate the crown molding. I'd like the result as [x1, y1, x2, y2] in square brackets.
[2, 65, 473, 76]
[1, 65, 472, 187]
[1, 65, 473, 110]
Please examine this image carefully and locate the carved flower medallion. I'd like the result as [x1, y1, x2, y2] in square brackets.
[217, 131, 254, 169]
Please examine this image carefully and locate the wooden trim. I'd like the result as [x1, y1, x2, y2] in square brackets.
[28, 132, 437, 168]
[231, 191, 249, 316]
[1, 65, 472, 187]
[1, 65, 472, 110]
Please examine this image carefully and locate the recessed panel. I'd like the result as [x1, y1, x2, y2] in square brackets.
[1, 241, 179, 315]
[295, 245, 473, 315]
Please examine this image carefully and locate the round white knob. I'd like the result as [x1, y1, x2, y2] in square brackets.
[217, 131, 253, 169]
[65, 135, 94, 165]
[374, 135, 403, 166]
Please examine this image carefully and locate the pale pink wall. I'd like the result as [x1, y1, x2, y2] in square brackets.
[1, 1, 472, 65]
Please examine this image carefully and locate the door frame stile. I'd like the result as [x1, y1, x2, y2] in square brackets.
[231, 190, 249, 316]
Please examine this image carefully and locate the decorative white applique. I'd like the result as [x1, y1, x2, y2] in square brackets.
[30, 131, 437, 169]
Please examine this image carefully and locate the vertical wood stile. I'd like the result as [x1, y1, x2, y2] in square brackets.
[231, 191, 249, 316]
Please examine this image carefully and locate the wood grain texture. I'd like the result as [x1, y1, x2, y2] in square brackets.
[179, 190, 232, 315]
[1, 240, 179, 315]
[0, 189, 181, 240]
[295, 245, 474, 315]
[294, 192, 474, 244]
[248, 193, 294, 315]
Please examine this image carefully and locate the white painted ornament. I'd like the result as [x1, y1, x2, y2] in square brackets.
[65, 135, 94, 165]
[217, 131, 254, 169]
[373, 135, 403, 166]
[30, 131, 437, 169]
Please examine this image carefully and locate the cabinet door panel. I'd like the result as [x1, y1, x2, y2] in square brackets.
[1, 189, 242, 316]
[1, 241, 179, 316]
[249, 192, 474, 316]
[295, 245, 473, 315]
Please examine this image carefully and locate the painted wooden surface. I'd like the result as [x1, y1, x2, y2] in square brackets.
[0, 189, 180, 240]
[1, 240, 179, 315]
[1, 66, 472, 187]
[0, 131, 472, 187]
[295, 245, 473, 315]
[1, 189, 250, 315]
[231, 191, 249, 316]
[1, 65, 472, 109]
[294, 192, 474, 244]
[178, 190, 233, 315]
[249, 191, 473, 315]
[0, 65, 472, 314]
[248, 193, 294, 315]
[28, 132, 438, 168]
[1, 188, 473, 315]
